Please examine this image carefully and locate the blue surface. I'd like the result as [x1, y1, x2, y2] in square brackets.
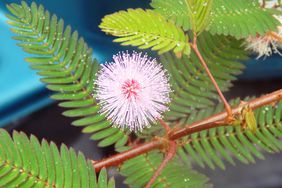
[241, 55, 282, 80]
[0, 0, 149, 127]
[0, 6, 52, 126]
[0, 0, 281, 127]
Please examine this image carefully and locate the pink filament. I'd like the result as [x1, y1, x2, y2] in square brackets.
[122, 79, 141, 100]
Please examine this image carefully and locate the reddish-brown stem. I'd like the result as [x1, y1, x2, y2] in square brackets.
[93, 140, 163, 172]
[191, 36, 233, 121]
[261, 0, 266, 8]
[273, 4, 281, 8]
[170, 89, 282, 139]
[158, 118, 171, 133]
[93, 89, 282, 172]
[145, 141, 177, 188]
[268, 31, 282, 43]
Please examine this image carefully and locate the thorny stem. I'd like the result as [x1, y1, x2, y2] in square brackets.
[144, 141, 177, 188]
[93, 89, 282, 172]
[191, 35, 233, 121]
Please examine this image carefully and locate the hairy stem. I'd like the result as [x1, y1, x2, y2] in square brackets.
[145, 141, 177, 188]
[93, 89, 282, 172]
[191, 36, 233, 121]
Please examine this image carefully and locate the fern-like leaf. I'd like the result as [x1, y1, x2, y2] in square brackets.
[207, 0, 281, 38]
[150, 0, 192, 31]
[6, 1, 129, 148]
[120, 151, 212, 188]
[185, 0, 213, 34]
[0, 129, 115, 188]
[151, 0, 280, 38]
[151, 0, 213, 33]
[181, 100, 282, 170]
[99, 9, 191, 56]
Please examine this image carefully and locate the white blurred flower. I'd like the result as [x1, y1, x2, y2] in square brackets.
[259, 0, 281, 8]
[244, 4, 282, 59]
[95, 52, 171, 132]
[245, 31, 282, 59]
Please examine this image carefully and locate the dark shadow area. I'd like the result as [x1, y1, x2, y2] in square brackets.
[0, 88, 51, 119]
[227, 79, 282, 99]
[82, 0, 151, 34]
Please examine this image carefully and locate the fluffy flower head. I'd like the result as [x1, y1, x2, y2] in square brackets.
[245, 1, 282, 59]
[245, 31, 282, 59]
[95, 52, 171, 131]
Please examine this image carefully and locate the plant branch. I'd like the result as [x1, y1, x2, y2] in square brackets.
[145, 141, 177, 188]
[268, 31, 282, 43]
[169, 89, 282, 140]
[93, 89, 282, 172]
[261, 0, 266, 8]
[93, 140, 163, 172]
[158, 118, 171, 133]
[191, 36, 233, 121]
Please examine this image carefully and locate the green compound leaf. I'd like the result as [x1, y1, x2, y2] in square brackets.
[151, 0, 213, 33]
[207, 0, 281, 38]
[120, 151, 212, 188]
[151, 0, 192, 31]
[185, 0, 213, 34]
[151, 0, 280, 38]
[6, 1, 129, 148]
[99, 8, 191, 56]
[0, 129, 114, 188]
[181, 100, 282, 170]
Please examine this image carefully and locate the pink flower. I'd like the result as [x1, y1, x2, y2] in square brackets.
[95, 52, 171, 131]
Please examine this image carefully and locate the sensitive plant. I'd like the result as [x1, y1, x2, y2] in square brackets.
[1, 0, 282, 188]
[95, 52, 171, 132]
